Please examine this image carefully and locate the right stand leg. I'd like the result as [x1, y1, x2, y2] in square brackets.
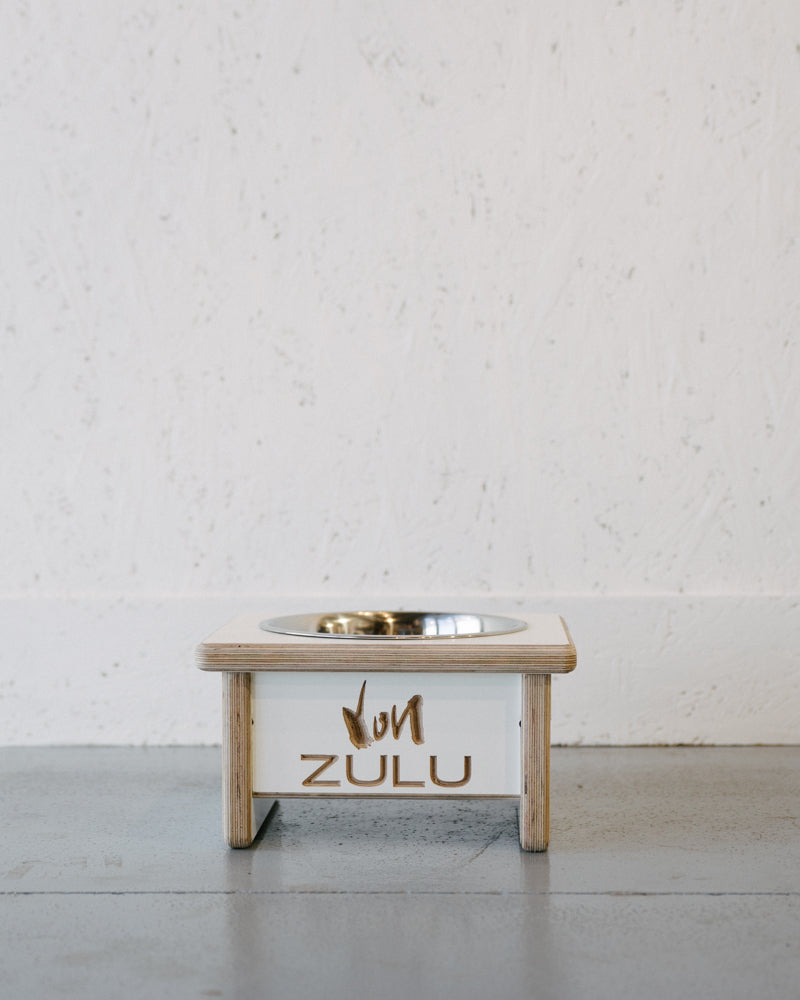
[519, 673, 551, 852]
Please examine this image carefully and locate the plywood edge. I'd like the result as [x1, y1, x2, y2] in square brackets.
[197, 643, 576, 672]
[559, 616, 578, 673]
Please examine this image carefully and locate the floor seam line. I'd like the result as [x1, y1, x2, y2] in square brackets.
[2, 890, 799, 898]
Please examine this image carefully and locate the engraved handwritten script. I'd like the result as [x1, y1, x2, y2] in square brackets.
[300, 680, 471, 790]
[342, 680, 424, 749]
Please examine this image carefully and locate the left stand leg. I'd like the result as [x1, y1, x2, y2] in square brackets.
[222, 671, 274, 847]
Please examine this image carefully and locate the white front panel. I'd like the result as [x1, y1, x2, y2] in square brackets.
[252, 673, 521, 796]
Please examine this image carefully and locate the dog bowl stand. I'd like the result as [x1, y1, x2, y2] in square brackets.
[196, 613, 576, 852]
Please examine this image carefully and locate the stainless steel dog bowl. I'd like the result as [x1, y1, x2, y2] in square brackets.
[260, 611, 528, 640]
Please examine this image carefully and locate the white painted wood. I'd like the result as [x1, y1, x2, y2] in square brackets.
[251, 672, 521, 797]
[201, 612, 571, 650]
[196, 612, 575, 673]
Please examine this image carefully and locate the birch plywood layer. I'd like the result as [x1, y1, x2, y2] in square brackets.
[196, 613, 576, 672]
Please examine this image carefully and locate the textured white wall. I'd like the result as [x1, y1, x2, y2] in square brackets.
[1, 2, 799, 744]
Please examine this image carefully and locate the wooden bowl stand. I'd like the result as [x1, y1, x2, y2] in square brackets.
[197, 613, 576, 852]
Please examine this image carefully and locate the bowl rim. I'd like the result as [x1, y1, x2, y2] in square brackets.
[260, 610, 529, 640]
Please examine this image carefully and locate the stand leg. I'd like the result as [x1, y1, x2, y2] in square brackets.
[520, 673, 551, 852]
[222, 671, 274, 847]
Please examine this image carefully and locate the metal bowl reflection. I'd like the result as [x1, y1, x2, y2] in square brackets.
[260, 611, 527, 640]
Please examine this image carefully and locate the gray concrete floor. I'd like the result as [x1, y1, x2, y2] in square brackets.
[1, 748, 798, 999]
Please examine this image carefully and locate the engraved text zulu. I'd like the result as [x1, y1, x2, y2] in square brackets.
[300, 680, 472, 789]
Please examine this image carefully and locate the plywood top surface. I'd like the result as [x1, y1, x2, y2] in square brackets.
[196, 612, 576, 673]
